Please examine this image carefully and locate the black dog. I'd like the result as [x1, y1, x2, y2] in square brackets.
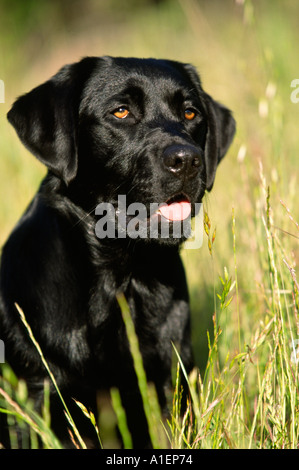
[0, 57, 235, 448]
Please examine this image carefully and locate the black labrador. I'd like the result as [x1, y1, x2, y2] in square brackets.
[0, 57, 235, 448]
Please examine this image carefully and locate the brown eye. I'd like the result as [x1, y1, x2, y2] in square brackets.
[184, 109, 196, 121]
[114, 107, 129, 119]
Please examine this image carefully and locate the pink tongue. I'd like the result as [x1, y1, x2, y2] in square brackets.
[159, 201, 191, 221]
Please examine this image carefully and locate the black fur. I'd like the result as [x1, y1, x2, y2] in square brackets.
[0, 57, 235, 448]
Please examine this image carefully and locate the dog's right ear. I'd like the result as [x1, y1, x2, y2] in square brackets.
[7, 58, 96, 185]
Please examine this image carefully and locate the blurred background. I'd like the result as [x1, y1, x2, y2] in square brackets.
[0, 0, 298, 372]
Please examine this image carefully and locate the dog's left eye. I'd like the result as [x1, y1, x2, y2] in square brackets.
[184, 108, 196, 121]
[113, 107, 130, 119]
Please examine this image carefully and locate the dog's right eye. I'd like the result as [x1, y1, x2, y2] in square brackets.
[184, 108, 196, 121]
[113, 107, 130, 119]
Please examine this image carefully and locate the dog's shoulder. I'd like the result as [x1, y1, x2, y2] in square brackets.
[0, 176, 93, 317]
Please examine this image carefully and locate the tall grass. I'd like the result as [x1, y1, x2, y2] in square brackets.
[180, 170, 299, 449]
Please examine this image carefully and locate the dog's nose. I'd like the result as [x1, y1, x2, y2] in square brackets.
[163, 145, 202, 179]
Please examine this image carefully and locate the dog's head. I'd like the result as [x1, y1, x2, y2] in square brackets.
[8, 56, 235, 243]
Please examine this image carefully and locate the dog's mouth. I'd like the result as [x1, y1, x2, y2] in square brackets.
[98, 193, 195, 242]
[155, 194, 191, 222]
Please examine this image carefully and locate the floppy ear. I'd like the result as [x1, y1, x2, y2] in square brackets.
[7, 64, 80, 185]
[202, 93, 236, 191]
[181, 63, 236, 191]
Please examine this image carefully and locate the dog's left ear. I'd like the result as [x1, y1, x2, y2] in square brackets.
[7, 59, 95, 185]
[202, 93, 236, 190]
[182, 64, 236, 191]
